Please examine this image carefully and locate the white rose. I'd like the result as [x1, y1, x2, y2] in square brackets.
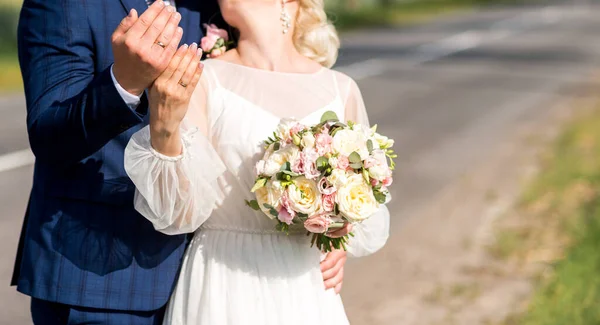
[264, 145, 300, 176]
[332, 129, 369, 160]
[255, 181, 283, 219]
[275, 118, 297, 142]
[336, 174, 378, 222]
[287, 176, 322, 215]
[367, 150, 391, 181]
[327, 168, 348, 189]
[254, 160, 266, 176]
[301, 132, 316, 149]
[373, 132, 394, 149]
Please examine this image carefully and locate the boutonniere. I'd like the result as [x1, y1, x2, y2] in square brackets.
[200, 24, 234, 58]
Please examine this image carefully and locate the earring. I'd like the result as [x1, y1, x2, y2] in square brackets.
[280, 0, 291, 34]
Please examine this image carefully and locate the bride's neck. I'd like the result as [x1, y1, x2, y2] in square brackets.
[232, 5, 303, 71]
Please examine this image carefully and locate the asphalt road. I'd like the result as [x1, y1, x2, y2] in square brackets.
[1, 3, 600, 324]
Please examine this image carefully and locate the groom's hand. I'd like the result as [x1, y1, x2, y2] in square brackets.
[321, 250, 347, 294]
[111, 0, 183, 96]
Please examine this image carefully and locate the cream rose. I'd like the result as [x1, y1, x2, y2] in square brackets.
[287, 176, 322, 215]
[255, 181, 283, 219]
[332, 129, 369, 160]
[366, 149, 391, 181]
[336, 174, 378, 222]
[327, 168, 348, 189]
[263, 145, 300, 176]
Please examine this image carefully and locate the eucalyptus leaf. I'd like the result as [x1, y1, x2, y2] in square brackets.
[367, 139, 374, 154]
[280, 161, 291, 172]
[320, 111, 339, 123]
[245, 200, 260, 211]
[273, 142, 280, 151]
[316, 156, 329, 171]
[350, 162, 363, 169]
[348, 151, 362, 164]
[373, 191, 387, 204]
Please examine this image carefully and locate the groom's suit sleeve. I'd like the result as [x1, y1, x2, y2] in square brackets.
[19, 0, 148, 164]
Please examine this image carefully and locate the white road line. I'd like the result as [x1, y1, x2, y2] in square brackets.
[0, 149, 35, 173]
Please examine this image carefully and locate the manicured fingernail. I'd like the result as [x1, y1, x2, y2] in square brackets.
[177, 27, 183, 34]
[157, 0, 165, 6]
[174, 12, 181, 20]
[128, 9, 133, 17]
[183, 44, 189, 49]
[190, 43, 198, 50]
[196, 48, 203, 57]
[167, 5, 175, 13]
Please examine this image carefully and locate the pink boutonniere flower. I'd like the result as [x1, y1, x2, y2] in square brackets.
[201, 24, 230, 58]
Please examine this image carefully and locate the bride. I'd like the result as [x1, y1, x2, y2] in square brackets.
[124, 0, 390, 323]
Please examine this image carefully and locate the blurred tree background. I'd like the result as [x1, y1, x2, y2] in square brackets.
[0, 0, 21, 92]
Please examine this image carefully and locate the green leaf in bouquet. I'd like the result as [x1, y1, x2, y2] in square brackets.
[373, 190, 387, 204]
[280, 161, 291, 172]
[276, 222, 290, 234]
[348, 151, 362, 164]
[250, 178, 268, 193]
[263, 204, 280, 218]
[350, 162, 363, 170]
[370, 124, 378, 133]
[297, 212, 309, 221]
[320, 111, 339, 123]
[316, 156, 329, 171]
[273, 142, 280, 151]
[245, 199, 260, 211]
[367, 139, 374, 154]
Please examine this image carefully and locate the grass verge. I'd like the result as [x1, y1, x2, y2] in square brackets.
[328, 0, 543, 31]
[491, 105, 600, 325]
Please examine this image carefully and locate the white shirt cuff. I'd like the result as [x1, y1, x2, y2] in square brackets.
[110, 64, 142, 109]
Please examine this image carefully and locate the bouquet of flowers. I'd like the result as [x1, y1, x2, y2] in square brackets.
[245, 111, 396, 252]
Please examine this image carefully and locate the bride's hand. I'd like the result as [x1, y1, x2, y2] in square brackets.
[149, 43, 203, 156]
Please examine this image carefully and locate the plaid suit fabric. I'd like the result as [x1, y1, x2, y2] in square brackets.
[14, 0, 205, 312]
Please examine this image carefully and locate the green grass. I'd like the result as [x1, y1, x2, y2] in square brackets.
[499, 108, 600, 325]
[328, 0, 543, 31]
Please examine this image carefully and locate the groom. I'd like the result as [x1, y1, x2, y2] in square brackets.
[12, 0, 348, 323]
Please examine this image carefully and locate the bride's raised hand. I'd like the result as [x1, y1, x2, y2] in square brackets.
[149, 43, 203, 156]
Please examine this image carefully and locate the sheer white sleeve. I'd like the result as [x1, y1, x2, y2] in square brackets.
[124, 79, 226, 235]
[343, 78, 391, 258]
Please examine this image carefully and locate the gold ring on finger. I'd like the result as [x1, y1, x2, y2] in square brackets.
[178, 81, 188, 88]
[155, 41, 166, 49]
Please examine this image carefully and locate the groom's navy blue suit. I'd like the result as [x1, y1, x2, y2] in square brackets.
[13, 0, 217, 322]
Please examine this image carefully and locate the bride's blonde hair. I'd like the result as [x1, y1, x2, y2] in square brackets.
[293, 0, 340, 68]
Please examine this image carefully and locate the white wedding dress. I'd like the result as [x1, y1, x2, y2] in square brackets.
[124, 59, 390, 325]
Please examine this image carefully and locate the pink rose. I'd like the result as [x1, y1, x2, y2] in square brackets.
[318, 177, 336, 195]
[302, 148, 320, 180]
[315, 133, 333, 156]
[383, 176, 393, 187]
[322, 194, 335, 212]
[337, 155, 349, 170]
[304, 213, 331, 234]
[200, 35, 218, 53]
[204, 23, 229, 42]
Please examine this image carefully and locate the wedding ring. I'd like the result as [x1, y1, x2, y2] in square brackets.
[155, 41, 166, 49]
[178, 81, 188, 88]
